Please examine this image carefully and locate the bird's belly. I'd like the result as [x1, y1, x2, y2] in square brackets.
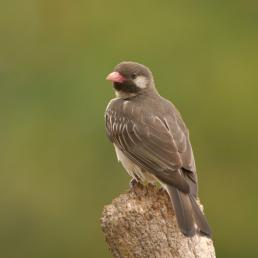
[114, 145, 156, 184]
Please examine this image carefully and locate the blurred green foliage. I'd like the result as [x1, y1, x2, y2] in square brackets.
[1, 1, 258, 257]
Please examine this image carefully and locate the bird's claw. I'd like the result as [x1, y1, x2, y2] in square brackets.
[129, 178, 138, 189]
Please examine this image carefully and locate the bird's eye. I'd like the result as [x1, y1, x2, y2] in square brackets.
[131, 73, 137, 79]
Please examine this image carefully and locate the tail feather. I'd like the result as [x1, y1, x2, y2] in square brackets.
[167, 186, 196, 236]
[166, 185, 212, 238]
[189, 194, 212, 237]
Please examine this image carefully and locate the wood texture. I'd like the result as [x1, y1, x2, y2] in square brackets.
[101, 184, 216, 258]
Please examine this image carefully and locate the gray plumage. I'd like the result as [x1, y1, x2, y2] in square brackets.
[105, 61, 211, 237]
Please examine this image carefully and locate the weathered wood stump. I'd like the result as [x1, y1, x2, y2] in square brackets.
[101, 184, 215, 258]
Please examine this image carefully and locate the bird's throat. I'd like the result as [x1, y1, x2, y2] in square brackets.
[113, 81, 140, 93]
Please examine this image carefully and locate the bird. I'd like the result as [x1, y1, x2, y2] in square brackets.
[104, 61, 212, 237]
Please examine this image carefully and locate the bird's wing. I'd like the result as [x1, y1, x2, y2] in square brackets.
[105, 106, 191, 193]
[162, 107, 198, 196]
[163, 107, 197, 173]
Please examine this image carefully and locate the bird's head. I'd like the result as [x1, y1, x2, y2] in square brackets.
[106, 61, 157, 98]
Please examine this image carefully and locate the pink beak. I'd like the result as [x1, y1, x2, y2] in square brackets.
[106, 71, 125, 83]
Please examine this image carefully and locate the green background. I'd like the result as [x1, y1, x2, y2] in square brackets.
[1, 1, 258, 257]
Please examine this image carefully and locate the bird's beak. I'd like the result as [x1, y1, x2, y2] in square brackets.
[106, 72, 125, 83]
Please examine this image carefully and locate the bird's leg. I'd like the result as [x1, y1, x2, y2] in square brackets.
[129, 178, 146, 196]
[129, 178, 138, 189]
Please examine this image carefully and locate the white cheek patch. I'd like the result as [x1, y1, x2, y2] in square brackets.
[134, 76, 147, 89]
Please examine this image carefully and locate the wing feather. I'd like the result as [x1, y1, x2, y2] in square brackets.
[105, 106, 190, 193]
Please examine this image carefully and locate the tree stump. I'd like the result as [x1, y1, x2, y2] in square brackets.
[101, 183, 215, 258]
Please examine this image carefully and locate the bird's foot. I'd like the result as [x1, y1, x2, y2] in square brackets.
[129, 178, 147, 197]
[129, 178, 138, 189]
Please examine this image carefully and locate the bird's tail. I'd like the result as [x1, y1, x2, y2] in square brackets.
[166, 185, 212, 238]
